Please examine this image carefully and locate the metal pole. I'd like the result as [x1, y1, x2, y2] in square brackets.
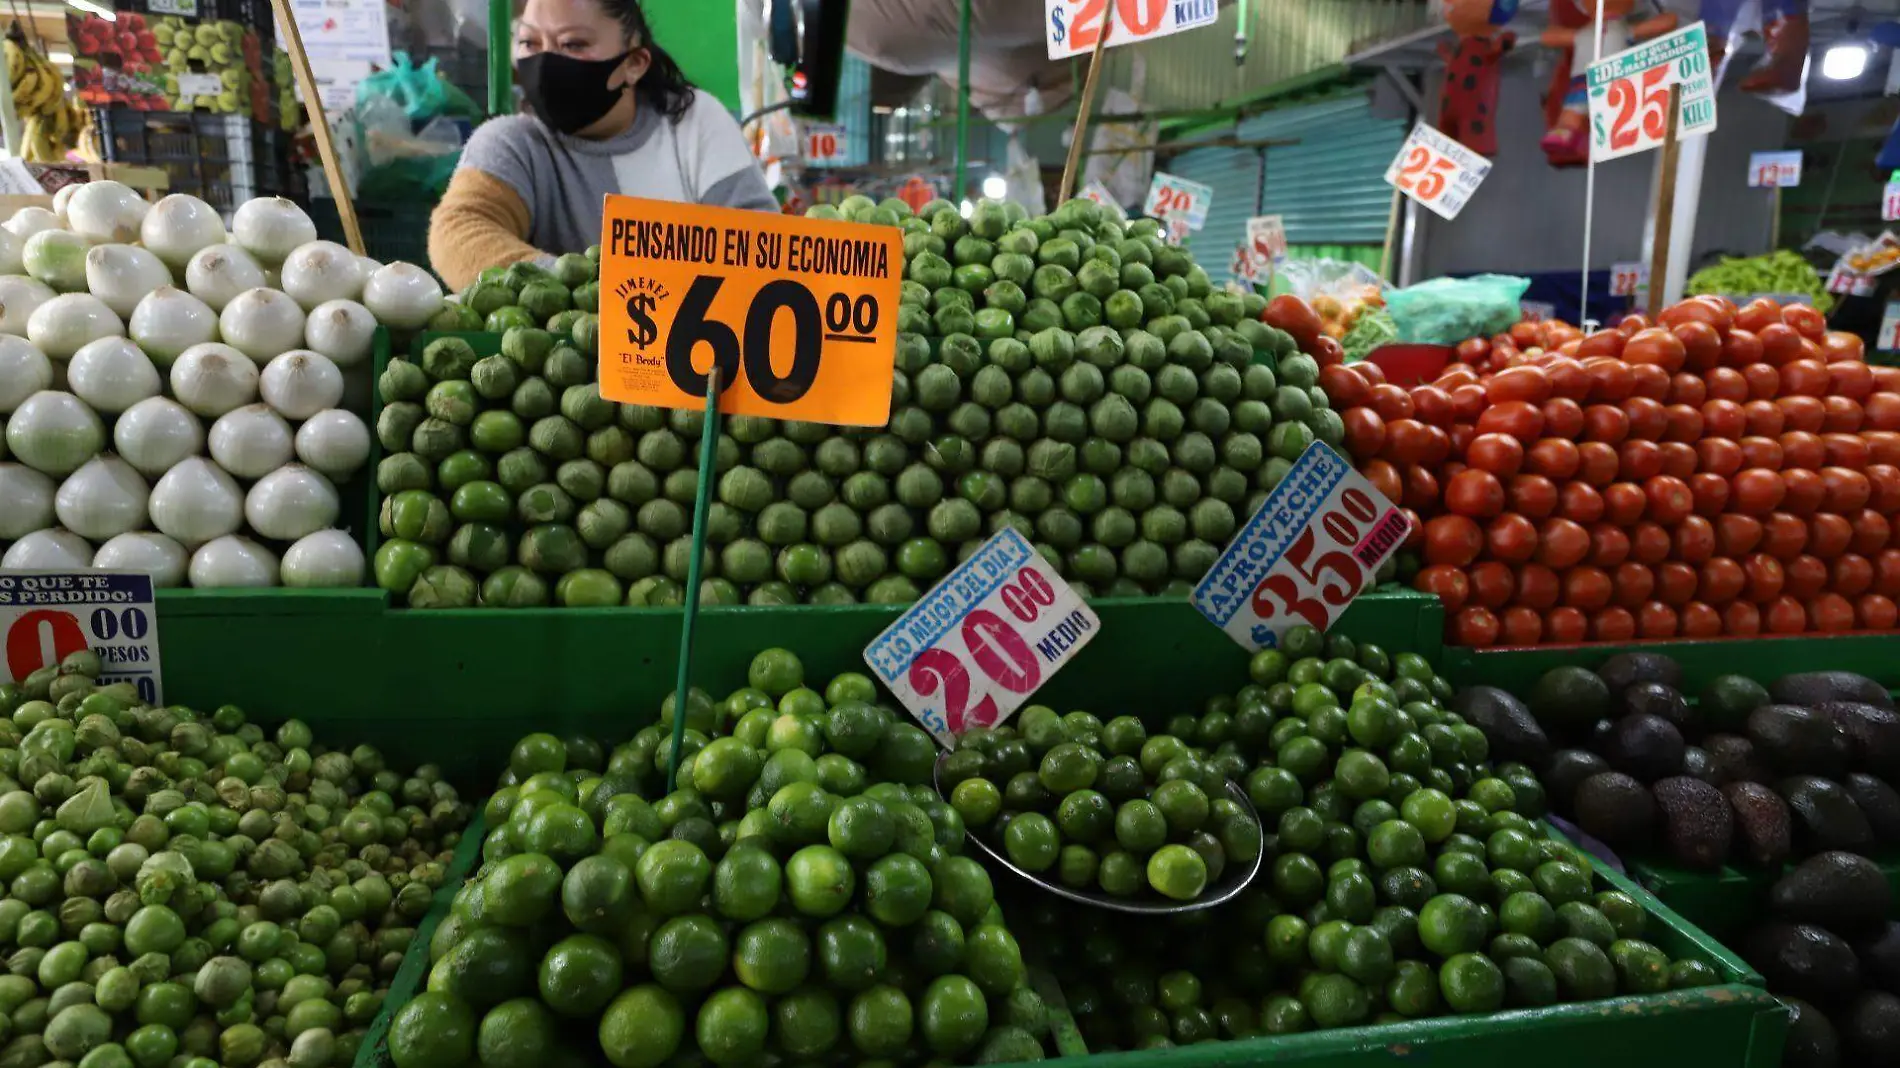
[1580, 0, 1607, 323]
[489, 0, 512, 117]
[954, 0, 971, 201]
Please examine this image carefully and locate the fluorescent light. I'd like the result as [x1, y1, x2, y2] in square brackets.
[66, 0, 115, 20]
[959, 199, 973, 218]
[48, 51, 72, 64]
[981, 174, 1008, 200]
[1823, 43, 1868, 80]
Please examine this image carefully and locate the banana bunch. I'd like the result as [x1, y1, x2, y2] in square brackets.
[7, 36, 76, 162]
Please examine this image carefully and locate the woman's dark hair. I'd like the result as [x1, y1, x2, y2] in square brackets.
[603, 0, 696, 122]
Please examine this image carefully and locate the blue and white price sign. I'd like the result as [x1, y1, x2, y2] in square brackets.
[0, 572, 163, 703]
[1192, 442, 1411, 651]
[865, 528, 1098, 748]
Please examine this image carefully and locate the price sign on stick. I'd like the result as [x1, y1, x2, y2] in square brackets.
[1880, 302, 1900, 352]
[1586, 21, 1718, 162]
[599, 197, 900, 426]
[1609, 262, 1648, 298]
[1748, 150, 1801, 188]
[1884, 180, 1900, 222]
[804, 124, 846, 165]
[1144, 171, 1213, 232]
[865, 528, 1099, 747]
[1044, 0, 1218, 59]
[1191, 442, 1411, 652]
[1246, 215, 1286, 269]
[0, 572, 162, 703]
[1382, 122, 1492, 221]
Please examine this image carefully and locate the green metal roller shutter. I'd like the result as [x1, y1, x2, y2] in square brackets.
[1242, 93, 1406, 247]
[1169, 146, 1262, 286]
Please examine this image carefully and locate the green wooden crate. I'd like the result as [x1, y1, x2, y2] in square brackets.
[1439, 632, 1900, 695]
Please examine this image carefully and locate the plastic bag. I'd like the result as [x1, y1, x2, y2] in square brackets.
[1385, 273, 1531, 346]
[1271, 258, 1387, 339]
[355, 53, 482, 124]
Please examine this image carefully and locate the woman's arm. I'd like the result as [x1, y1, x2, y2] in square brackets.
[428, 169, 551, 291]
[688, 95, 781, 212]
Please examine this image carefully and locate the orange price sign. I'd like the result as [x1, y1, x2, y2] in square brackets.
[598, 197, 901, 427]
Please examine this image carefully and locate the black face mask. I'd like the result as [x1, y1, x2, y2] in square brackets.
[517, 50, 632, 134]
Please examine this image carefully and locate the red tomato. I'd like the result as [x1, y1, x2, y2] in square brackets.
[1638, 601, 1680, 639]
[1449, 383, 1488, 421]
[1762, 511, 1810, 559]
[1536, 517, 1590, 569]
[1673, 514, 1716, 563]
[1857, 594, 1899, 630]
[1448, 423, 1478, 457]
[1398, 464, 1439, 511]
[1655, 562, 1699, 607]
[1864, 431, 1900, 467]
[1508, 474, 1558, 519]
[1603, 481, 1648, 526]
[1660, 404, 1703, 443]
[1681, 601, 1724, 638]
[1589, 523, 1633, 569]
[1485, 514, 1539, 564]
[1618, 440, 1663, 481]
[1456, 337, 1491, 364]
[1781, 431, 1826, 471]
[1342, 408, 1387, 460]
[1880, 549, 1900, 598]
[1777, 395, 1827, 434]
[1467, 434, 1525, 477]
[1476, 400, 1545, 439]
[1583, 358, 1636, 403]
[1415, 564, 1470, 612]
[1468, 562, 1516, 609]
[1784, 554, 1829, 600]
[1758, 323, 1805, 367]
[1409, 385, 1455, 428]
[1619, 327, 1684, 373]
[1866, 393, 1900, 431]
[1546, 606, 1589, 643]
[1701, 399, 1745, 439]
[1723, 327, 1765, 368]
[1312, 336, 1345, 367]
[1779, 468, 1826, 516]
[1674, 320, 1723, 372]
[1368, 384, 1416, 423]
[1743, 399, 1786, 437]
[1541, 397, 1585, 440]
[1706, 366, 1749, 402]
[1319, 364, 1371, 409]
[1264, 295, 1324, 351]
[1450, 606, 1500, 647]
[1822, 467, 1872, 514]
[1631, 522, 1673, 566]
[1623, 397, 1669, 441]
[1669, 373, 1708, 407]
[1487, 365, 1554, 406]
[1766, 596, 1810, 635]
[1740, 436, 1785, 470]
[1717, 514, 1764, 557]
[1829, 360, 1876, 401]
[1497, 606, 1544, 646]
[1658, 441, 1698, 480]
[1822, 397, 1865, 435]
[1401, 508, 1425, 549]
[1784, 303, 1827, 340]
[1743, 363, 1781, 400]
[1826, 331, 1867, 362]
[1699, 556, 1745, 604]
[1591, 607, 1637, 642]
[1362, 459, 1402, 503]
[1581, 405, 1631, 444]
[1629, 363, 1671, 401]
[1526, 438, 1581, 480]
[1738, 298, 1786, 335]
[1358, 362, 1390, 388]
[1808, 512, 1852, 559]
[1697, 438, 1744, 477]
[1423, 515, 1483, 567]
[1869, 465, 1900, 512]
[1690, 472, 1731, 516]
[1731, 468, 1786, 515]
[1852, 509, 1892, 556]
[1577, 330, 1627, 361]
[1832, 553, 1875, 598]
[1611, 562, 1655, 608]
[1563, 566, 1613, 611]
[1661, 298, 1731, 333]
[1745, 553, 1786, 601]
[1576, 442, 1621, 486]
[1382, 420, 1437, 466]
[1514, 563, 1561, 610]
[1445, 469, 1505, 518]
[1779, 359, 1830, 398]
[1560, 481, 1605, 523]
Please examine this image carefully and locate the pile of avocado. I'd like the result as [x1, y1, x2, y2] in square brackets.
[1747, 851, 1899, 1066]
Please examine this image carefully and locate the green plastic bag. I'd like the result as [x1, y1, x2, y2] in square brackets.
[1384, 274, 1530, 346]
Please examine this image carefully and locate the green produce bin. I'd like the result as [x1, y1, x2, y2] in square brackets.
[1439, 632, 1900, 694]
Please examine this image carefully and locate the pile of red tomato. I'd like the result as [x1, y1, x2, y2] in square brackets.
[1323, 297, 1900, 646]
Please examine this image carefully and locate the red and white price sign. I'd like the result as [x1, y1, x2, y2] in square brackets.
[1585, 22, 1717, 162]
[1231, 244, 1257, 285]
[1747, 150, 1801, 188]
[1144, 171, 1212, 232]
[1246, 215, 1286, 269]
[1, 572, 162, 703]
[1884, 180, 1900, 222]
[1191, 442, 1411, 651]
[1880, 302, 1900, 352]
[1609, 262, 1647, 298]
[1383, 122, 1491, 221]
[804, 123, 846, 165]
[1077, 179, 1127, 222]
[864, 528, 1098, 747]
[1044, 0, 1218, 60]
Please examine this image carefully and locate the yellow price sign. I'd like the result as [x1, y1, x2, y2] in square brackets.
[597, 197, 901, 427]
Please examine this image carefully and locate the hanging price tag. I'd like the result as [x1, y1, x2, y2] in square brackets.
[1586, 21, 1718, 162]
[598, 197, 900, 426]
[1044, 0, 1218, 60]
[1191, 442, 1411, 651]
[1077, 179, 1128, 222]
[803, 124, 846, 165]
[1609, 262, 1647, 297]
[1884, 181, 1900, 222]
[1246, 215, 1287, 269]
[1382, 122, 1492, 221]
[864, 528, 1099, 747]
[0, 572, 163, 703]
[1880, 302, 1900, 352]
[1747, 150, 1801, 188]
[1144, 171, 1212, 232]
[1231, 244, 1257, 285]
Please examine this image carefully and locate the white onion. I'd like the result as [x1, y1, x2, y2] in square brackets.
[0, 275, 56, 335]
[3, 207, 61, 240]
[140, 194, 228, 271]
[0, 228, 25, 276]
[208, 403, 293, 478]
[148, 456, 242, 546]
[67, 337, 160, 414]
[280, 241, 365, 309]
[232, 198, 317, 266]
[259, 350, 343, 420]
[362, 262, 444, 329]
[54, 454, 148, 540]
[85, 244, 172, 319]
[356, 256, 383, 276]
[23, 229, 89, 292]
[188, 535, 279, 587]
[93, 531, 189, 587]
[50, 185, 77, 225]
[66, 181, 148, 245]
[27, 293, 124, 359]
[294, 409, 370, 479]
[0, 462, 55, 537]
[302, 299, 378, 367]
[128, 287, 219, 367]
[244, 463, 338, 541]
[169, 343, 259, 417]
[281, 530, 365, 587]
[0, 336, 52, 413]
[219, 288, 306, 364]
[5, 390, 104, 475]
[185, 245, 268, 311]
[113, 396, 203, 478]
[1, 528, 93, 569]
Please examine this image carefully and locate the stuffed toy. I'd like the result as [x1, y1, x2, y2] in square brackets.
[1539, 0, 1678, 167]
[1701, 0, 1809, 93]
[1437, 0, 1519, 155]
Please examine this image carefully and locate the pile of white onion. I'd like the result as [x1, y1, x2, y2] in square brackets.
[0, 185, 444, 588]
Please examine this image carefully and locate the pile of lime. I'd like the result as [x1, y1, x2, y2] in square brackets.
[940, 707, 1263, 904]
[390, 648, 1058, 1068]
[1005, 626, 1723, 1047]
[374, 194, 1367, 609]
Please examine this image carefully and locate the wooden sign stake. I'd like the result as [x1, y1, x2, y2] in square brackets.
[666, 366, 723, 792]
[1646, 83, 1682, 319]
[269, 0, 365, 256]
[1058, 3, 1116, 203]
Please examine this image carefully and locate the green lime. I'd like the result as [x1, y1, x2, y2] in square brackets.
[1146, 844, 1208, 901]
[599, 985, 684, 1068]
[748, 648, 805, 696]
[696, 987, 769, 1067]
[1151, 780, 1210, 836]
[1438, 952, 1504, 1013]
[388, 991, 475, 1068]
[963, 924, 1025, 996]
[1545, 936, 1616, 1000]
[1039, 743, 1100, 793]
[1500, 891, 1557, 943]
[919, 974, 989, 1055]
[847, 984, 914, 1056]
[1339, 926, 1395, 986]
[481, 853, 563, 927]
[785, 845, 856, 917]
[647, 915, 728, 994]
[909, 911, 965, 976]
[1434, 850, 1492, 900]
[1533, 861, 1593, 907]
[1418, 894, 1486, 958]
[767, 714, 826, 757]
[1558, 902, 1617, 947]
[1502, 956, 1559, 1007]
[1156, 970, 1202, 1012]
[817, 915, 888, 991]
[634, 840, 711, 916]
[712, 846, 782, 923]
[1596, 891, 1647, 940]
[430, 925, 533, 1008]
[1056, 789, 1114, 843]
[1609, 939, 1671, 994]
[1004, 813, 1060, 872]
[1670, 959, 1721, 989]
[1302, 972, 1368, 1028]
[476, 998, 557, 1068]
[863, 854, 933, 927]
[772, 987, 842, 1057]
[1400, 788, 1456, 842]
[828, 797, 896, 860]
[1335, 750, 1390, 800]
[1114, 799, 1168, 853]
[733, 918, 811, 994]
[1102, 716, 1147, 756]
[1366, 820, 1427, 870]
[538, 934, 622, 1017]
[950, 778, 1002, 827]
[931, 856, 994, 927]
[1386, 959, 1439, 1017]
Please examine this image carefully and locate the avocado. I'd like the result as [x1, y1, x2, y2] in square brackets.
[1742, 922, 1862, 1004]
[1680, 746, 1720, 784]
[1782, 998, 1841, 1068]
[1543, 749, 1611, 811]
[1450, 685, 1551, 765]
[1772, 671, 1895, 710]
[1651, 776, 1733, 870]
[1779, 776, 1876, 854]
[1813, 701, 1900, 779]
[1596, 651, 1684, 694]
[1701, 674, 1771, 731]
[1623, 682, 1694, 732]
[1748, 705, 1852, 777]
[1722, 782, 1793, 868]
[1529, 666, 1613, 732]
[1769, 852, 1893, 933]
[1841, 991, 1900, 1063]
[1843, 772, 1900, 844]
[1705, 733, 1771, 785]
[1572, 771, 1656, 849]
[1857, 922, 1900, 992]
[1603, 714, 1687, 783]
